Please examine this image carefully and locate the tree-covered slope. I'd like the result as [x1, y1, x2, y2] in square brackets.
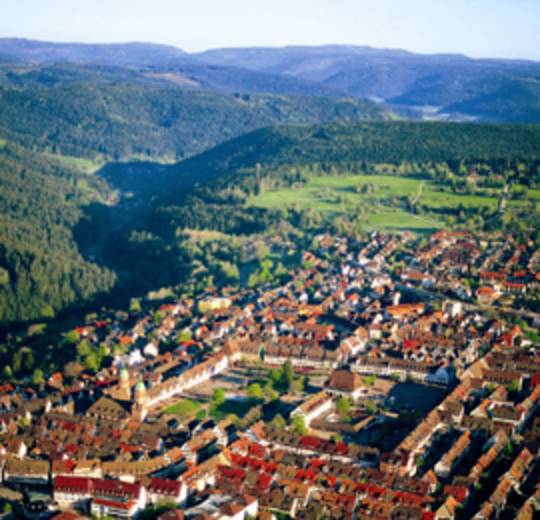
[2, 121, 539, 325]
[0, 63, 180, 89]
[0, 141, 116, 323]
[0, 60, 390, 325]
[164, 121, 540, 191]
[0, 83, 388, 161]
[444, 79, 540, 123]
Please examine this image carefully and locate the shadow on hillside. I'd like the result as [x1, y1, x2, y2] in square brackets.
[73, 159, 177, 266]
[60, 160, 180, 329]
[96, 160, 171, 198]
[69, 164, 194, 314]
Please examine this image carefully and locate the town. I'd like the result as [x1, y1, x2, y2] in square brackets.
[0, 230, 539, 520]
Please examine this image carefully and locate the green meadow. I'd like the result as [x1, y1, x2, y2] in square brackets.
[163, 398, 201, 417]
[247, 173, 507, 231]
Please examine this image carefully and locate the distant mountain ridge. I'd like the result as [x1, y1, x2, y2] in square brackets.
[0, 38, 192, 66]
[2, 38, 540, 121]
[0, 38, 341, 98]
[197, 45, 540, 122]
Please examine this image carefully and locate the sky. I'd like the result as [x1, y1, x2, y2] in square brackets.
[1, 0, 540, 60]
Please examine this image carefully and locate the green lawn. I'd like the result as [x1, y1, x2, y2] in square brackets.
[0, 138, 6, 149]
[249, 175, 417, 212]
[316, 174, 421, 194]
[419, 187, 499, 209]
[163, 398, 200, 417]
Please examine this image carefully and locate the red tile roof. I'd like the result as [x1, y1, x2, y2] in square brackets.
[148, 478, 182, 496]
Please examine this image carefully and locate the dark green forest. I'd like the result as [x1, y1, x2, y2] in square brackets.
[0, 82, 387, 161]
[0, 75, 386, 325]
[163, 122, 540, 191]
[0, 141, 116, 323]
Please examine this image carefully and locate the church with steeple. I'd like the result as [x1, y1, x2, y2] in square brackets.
[95, 367, 150, 421]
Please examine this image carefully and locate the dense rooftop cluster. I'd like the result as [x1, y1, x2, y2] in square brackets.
[0, 230, 538, 519]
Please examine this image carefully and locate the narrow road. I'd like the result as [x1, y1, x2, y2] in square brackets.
[411, 181, 425, 206]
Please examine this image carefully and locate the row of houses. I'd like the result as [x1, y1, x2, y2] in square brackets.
[354, 355, 454, 386]
[54, 475, 185, 518]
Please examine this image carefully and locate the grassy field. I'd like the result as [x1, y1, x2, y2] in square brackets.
[249, 174, 504, 231]
[367, 209, 443, 232]
[526, 188, 540, 200]
[0, 138, 6, 149]
[250, 174, 502, 210]
[44, 152, 103, 174]
[246, 173, 540, 232]
[163, 398, 201, 417]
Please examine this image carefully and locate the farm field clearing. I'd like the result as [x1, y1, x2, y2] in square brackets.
[247, 173, 509, 231]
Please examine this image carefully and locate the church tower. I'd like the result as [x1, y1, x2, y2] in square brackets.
[134, 380, 147, 407]
[119, 367, 130, 390]
[132, 380, 148, 421]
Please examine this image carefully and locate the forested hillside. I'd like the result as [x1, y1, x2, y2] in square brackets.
[2, 120, 539, 325]
[445, 79, 540, 123]
[100, 122, 540, 301]
[162, 121, 540, 192]
[0, 82, 387, 160]
[0, 64, 389, 324]
[0, 141, 116, 323]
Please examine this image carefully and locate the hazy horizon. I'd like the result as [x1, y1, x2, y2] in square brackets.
[1, 0, 540, 61]
[3, 36, 540, 64]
